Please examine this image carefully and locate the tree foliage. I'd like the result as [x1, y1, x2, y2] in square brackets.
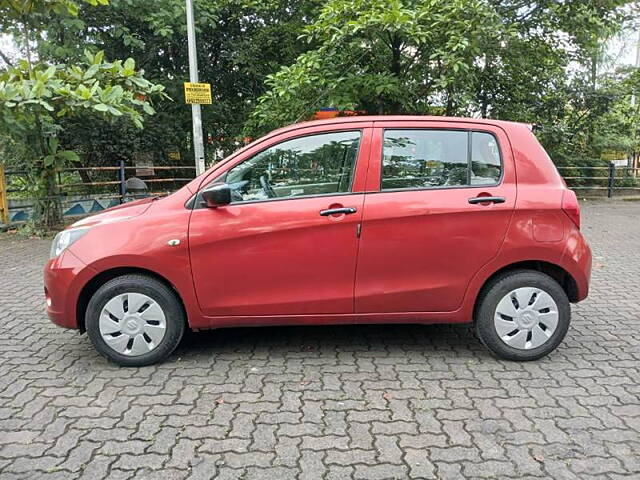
[1, 52, 165, 128]
[37, 0, 323, 162]
[0, 0, 167, 227]
[248, 0, 504, 131]
[248, 0, 634, 133]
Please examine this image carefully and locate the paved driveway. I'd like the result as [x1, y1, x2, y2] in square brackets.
[0, 201, 638, 479]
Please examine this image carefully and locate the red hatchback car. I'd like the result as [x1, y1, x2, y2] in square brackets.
[45, 116, 591, 366]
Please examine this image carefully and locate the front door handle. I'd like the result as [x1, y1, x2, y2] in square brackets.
[468, 196, 506, 205]
[319, 207, 357, 216]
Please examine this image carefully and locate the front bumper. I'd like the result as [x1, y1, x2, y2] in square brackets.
[44, 248, 96, 329]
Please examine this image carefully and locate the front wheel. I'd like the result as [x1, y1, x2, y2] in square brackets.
[86, 274, 185, 367]
[475, 270, 571, 361]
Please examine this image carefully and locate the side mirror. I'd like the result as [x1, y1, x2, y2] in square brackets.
[201, 183, 231, 208]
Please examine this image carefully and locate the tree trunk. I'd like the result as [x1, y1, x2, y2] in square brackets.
[590, 49, 598, 91]
[480, 93, 489, 118]
[77, 153, 92, 185]
[22, 17, 61, 229]
[388, 34, 404, 114]
[36, 165, 62, 229]
[445, 86, 455, 116]
[480, 55, 492, 118]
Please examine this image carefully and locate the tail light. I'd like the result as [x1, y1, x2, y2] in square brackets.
[562, 189, 580, 229]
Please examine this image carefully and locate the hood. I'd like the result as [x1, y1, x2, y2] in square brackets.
[70, 196, 157, 229]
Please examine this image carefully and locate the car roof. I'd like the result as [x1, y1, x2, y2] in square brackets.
[273, 115, 531, 134]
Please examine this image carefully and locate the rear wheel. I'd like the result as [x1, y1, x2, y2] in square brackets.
[475, 270, 570, 361]
[86, 274, 185, 367]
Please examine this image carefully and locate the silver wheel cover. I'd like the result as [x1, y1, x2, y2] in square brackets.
[494, 287, 559, 350]
[99, 292, 167, 356]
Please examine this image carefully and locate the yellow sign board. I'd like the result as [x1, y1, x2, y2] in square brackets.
[184, 82, 212, 104]
[601, 150, 626, 161]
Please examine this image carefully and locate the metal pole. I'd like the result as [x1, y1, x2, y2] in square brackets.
[118, 160, 126, 204]
[0, 165, 9, 225]
[631, 28, 640, 106]
[186, 0, 206, 176]
[607, 162, 615, 199]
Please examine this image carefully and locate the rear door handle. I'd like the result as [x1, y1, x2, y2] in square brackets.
[319, 207, 357, 216]
[468, 196, 506, 205]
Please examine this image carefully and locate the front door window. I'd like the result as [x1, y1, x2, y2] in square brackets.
[222, 131, 362, 202]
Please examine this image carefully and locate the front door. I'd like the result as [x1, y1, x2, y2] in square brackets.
[189, 128, 371, 317]
[355, 122, 516, 313]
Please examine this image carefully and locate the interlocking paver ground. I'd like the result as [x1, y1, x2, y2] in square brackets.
[0, 200, 638, 479]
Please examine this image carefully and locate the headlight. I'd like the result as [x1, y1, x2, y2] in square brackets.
[50, 227, 90, 259]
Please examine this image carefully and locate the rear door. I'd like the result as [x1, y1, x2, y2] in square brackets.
[355, 120, 516, 313]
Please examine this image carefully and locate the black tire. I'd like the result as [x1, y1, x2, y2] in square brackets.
[86, 274, 185, 367]
[475, 269, 570, 361]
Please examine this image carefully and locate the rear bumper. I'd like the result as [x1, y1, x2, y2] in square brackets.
[562, 228, 592, 302]
[44, 249, 96, 329]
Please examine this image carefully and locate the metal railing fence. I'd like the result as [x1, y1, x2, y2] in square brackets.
[1, 161, 197, 224]
[1, 160, 638, 225]
[556, 163, 639, 198]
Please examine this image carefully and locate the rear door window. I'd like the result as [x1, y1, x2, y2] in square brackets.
[381, 129, 502, 190]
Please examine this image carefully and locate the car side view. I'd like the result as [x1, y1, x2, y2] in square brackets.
[44, 116, 592, 366]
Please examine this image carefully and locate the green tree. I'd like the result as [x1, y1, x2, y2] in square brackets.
[247, 0, 634, 137]
[36, 0, 323, 167]
[248, 0, 506, 133]
[0, 0, 167, 227]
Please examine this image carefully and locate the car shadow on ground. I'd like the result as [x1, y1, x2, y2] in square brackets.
[171, 322, 488, 363]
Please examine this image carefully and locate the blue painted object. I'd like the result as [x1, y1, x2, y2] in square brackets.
[64, 203, 86, 216]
